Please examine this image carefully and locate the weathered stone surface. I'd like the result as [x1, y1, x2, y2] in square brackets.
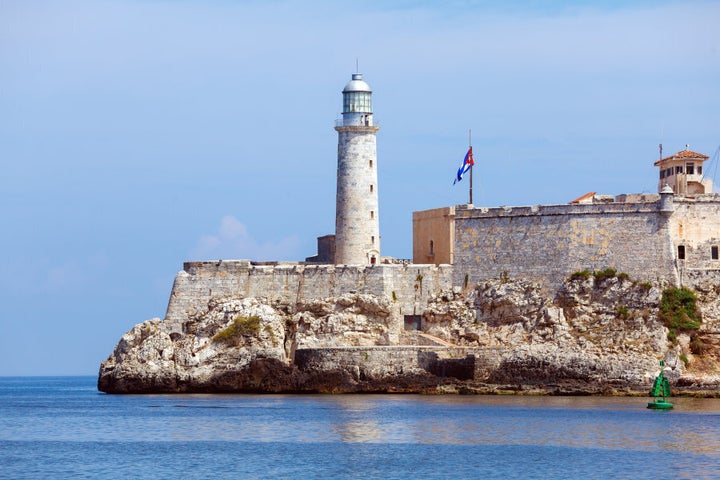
[99, 278, 720, 395]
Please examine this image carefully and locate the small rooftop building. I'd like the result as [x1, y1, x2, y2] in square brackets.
[654, 146, 712, 194]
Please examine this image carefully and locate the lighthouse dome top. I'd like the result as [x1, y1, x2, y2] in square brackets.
[343, 73, 371, 93]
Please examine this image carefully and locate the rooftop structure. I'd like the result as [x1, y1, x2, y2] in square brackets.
[655, 146, 712, 194]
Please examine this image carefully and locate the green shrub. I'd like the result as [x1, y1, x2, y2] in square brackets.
[593, 268, 617, 282]
[213, 315, 261, 344]
[679, 354, 689, 367]
[659, 287, 701, 341]
[639, 282, 653, 290]
[570, 270, 592, 281]
[616, 305, 629, 319]
[617, 272, 630, 281]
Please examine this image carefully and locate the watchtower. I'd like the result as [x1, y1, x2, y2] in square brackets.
[334, 73, 381, 264]
[655, 146, 712, 194]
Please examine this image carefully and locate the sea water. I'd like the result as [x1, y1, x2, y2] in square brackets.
[1, 377, 719, 479]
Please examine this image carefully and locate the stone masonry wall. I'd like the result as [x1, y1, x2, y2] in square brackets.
[164, 262, 453, 333]
[452, 201, 678, 291]
[294, 346, 504, 382]
[670, 196, 720, 279]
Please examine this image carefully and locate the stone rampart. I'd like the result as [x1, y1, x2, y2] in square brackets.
[164, 261, 454, 331]
[452, 201, 678, 290]
[294, 346, 504, 382]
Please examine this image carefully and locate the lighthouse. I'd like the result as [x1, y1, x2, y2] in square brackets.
[334, 73, 381, 265]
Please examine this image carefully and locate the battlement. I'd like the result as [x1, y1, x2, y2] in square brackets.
[165, 261, 454, 331]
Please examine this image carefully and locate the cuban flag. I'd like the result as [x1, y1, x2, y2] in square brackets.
[453, 147, 474, 184]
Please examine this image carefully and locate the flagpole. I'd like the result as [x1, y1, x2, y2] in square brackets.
[468, 129, 473, 205]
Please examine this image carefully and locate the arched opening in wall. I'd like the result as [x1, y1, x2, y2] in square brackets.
[678, 245, 686, 260]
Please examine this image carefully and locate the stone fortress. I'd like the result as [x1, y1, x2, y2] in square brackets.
[100, 72, 720, 394]
[166, 73, 720, 333]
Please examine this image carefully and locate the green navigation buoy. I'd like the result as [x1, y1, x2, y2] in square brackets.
[647, 360, 674, 410]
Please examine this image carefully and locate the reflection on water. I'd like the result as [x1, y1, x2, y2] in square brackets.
[2, 379, 720, 454]
[2, 378, 720, 479]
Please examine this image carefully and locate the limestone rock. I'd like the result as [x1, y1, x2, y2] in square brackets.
[99, 277, 720, 395]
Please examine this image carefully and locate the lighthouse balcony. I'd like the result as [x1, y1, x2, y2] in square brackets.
[335, 117, 379, 128]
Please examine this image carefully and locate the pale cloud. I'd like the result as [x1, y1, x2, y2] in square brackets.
[191, 215, 301, 262]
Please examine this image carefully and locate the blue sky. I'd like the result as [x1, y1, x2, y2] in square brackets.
[1, 0, 718, 375]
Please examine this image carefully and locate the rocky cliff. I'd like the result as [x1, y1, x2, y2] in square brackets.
[98, 275, 720, 395]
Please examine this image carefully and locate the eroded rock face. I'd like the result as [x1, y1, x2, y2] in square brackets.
[421, 278, 663, 388]
[98, 295, 396, 393]
[99, 279, 720, 395]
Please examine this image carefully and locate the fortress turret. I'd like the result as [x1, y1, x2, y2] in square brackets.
[655, 146, 712, 194]
[334, 73, 381, 264]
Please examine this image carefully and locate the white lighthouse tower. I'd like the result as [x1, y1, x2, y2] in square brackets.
[334, 72, 381, 265]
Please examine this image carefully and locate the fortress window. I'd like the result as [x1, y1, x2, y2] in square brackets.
[676, 166, 683, 174]
[429, 240, 434, 256]
[660, 170, 664, 179]
[370, 184, 374, 192]
[371, 236, 375, 245]
[698, 166, 703, 175]
[678, 245, 686, 260]
[370, 210, 374, 219]
[712, 246, 718, 260]
[369, 160, 373, 168]
[686, 163, 695, 175]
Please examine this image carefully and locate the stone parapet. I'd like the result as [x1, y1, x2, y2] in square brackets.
[164, 261, 454, 331]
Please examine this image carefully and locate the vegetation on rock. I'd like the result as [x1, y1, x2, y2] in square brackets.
[213, 315, 261, 344]
[659, 287, 701, 341]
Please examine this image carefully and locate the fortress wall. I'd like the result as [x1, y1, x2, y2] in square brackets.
[452, 202, 678, 290]
[670, 196, 720, 273]
[164, 262, 453, 332]
[294, 346, 504, 382]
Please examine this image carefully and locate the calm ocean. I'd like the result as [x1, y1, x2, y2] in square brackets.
[1, 376, 719, 479]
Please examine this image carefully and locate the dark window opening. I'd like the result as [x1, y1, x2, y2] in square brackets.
[370, 184, 374, 192]
[678, 245, 686, 260]
[369, 160, 373, 168]
[676, 166, 683, 174]
[698, 166, 703, 175]
[686, 163, 695, 175]
[712, 246, 718, 260]
[429, 240, 434, 255]
[371, 236, 375, 245]
[370, 211, 374, 219]
[404, 315, 421, 331]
